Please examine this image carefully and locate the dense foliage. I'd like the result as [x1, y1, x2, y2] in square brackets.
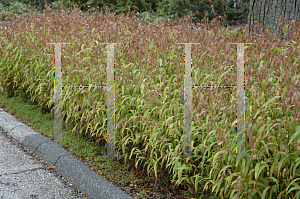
[169, 0, 250, 27]
[1, 0, 250, 27]
[1, 3, 300, 198]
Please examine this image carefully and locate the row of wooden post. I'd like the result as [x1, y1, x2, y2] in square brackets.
[47, 42, 251, 159]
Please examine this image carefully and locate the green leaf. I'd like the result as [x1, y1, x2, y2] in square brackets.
[140, 83, 144, 94]
[255, 159, 272, 181]
[268, 177, 279, 191]
[200, 50, 208, 61]
[176, 165, 193, 181]
[288, 126, 300, 145]
[158, 58, 163, 67]
[262, 186, 271, 199]
[85, 0, 95, 5]
[258, 123, 267, 135]
[281, 86, 287, 98]
[277, 153, 292, 176]
[292, 158, 300, 177]
[261, 96, 280, 109]
[285, 24, 289, 37]
[253, 109, 261, 120]
[262, 79, 266, 93]
[287, 180, 300, 194]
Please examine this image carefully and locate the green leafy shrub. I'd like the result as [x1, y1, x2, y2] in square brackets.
[55, 0, 154, 16]
[168, 0, 250, 27]
[0, 0, 32, 20]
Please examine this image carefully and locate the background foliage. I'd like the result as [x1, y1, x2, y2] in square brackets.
[169, 0, 250, 26]
[1, 0, 250, 27]
[1, 1, 300, 198]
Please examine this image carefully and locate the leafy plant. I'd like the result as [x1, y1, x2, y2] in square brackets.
[0, 0, 31, 20]
[168, 0, 250, 27]
[1, 4, 300, 199]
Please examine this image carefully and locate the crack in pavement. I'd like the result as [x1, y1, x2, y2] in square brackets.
[0, 166, 49, 177]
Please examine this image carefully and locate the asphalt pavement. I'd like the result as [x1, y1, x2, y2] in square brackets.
[0, 108, 133, 199]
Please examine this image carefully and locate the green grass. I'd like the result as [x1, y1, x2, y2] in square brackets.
[0, 89, 103, 157]
[0, 88, 201, 198]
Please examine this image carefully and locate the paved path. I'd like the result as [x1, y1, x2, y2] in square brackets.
[0, 127, 86, 199]
[0, 108, 133, 199]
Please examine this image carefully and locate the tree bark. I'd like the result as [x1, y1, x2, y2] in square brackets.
[247, 0, 300, 43]
[39, 0, 53, 12]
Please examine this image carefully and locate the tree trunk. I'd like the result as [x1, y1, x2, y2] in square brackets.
[39, 0, 53, 12]
[247, 0, 300, 43]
